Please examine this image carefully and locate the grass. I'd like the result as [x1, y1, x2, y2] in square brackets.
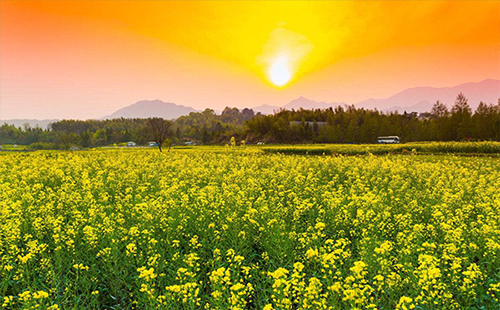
[261, 141, 500, 156]
[0, 144, 29, 151]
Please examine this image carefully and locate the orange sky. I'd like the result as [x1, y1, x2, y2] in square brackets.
[1, 0, 499, 119]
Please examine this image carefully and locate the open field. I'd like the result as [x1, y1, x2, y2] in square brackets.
[0, 145, 29, 151]
[1, 148, 500, 309]
[261, 141, 500, 156]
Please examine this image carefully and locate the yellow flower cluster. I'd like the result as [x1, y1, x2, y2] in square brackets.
[0, 148, 499, 309]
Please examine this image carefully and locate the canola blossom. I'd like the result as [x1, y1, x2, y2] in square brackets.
[0, 149, 499, 309]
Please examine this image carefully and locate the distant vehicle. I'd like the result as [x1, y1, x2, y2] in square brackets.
[148, 141, 158, 147]
[126, 141, 136, 147]
[184, 141, 197, 146]
[377, 136, 400, 144]
[257, 142, 265, 145]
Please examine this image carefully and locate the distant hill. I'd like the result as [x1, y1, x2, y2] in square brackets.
[4, 80, 498, 122]
[251, 79, 500, 114]
[102, 99, 198, 119]
[355, 79, 500, 113]
[252, 104, 281, 115]
[283, 96, 345, 110]
[252, 97, 344, 115]
[0, 119, 58, 129]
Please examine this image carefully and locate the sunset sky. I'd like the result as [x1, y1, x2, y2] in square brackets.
[1, 0, 499, 119]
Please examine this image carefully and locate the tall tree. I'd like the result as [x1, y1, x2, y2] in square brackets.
[431, 100, 449, 118]
[430, 100, 450, 140]
[451, 93, 472, 140]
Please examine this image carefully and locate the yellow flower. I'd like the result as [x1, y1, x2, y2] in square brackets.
[374, 241, 393, 255]
[231, 283, 245, 291]
[125, 243, 137, 256]
[211, 290, 222, 298]
[350, 261, 367, 275]
[315, 222, 326, 230]
[18, 291, 31, 302]
[33, 290, 49, 299]
[293, 262, 305, 273]
[2, 296, 14, 307]
[396, 296, 415, 310]
[374, 275, 384, 282]
[268, 267, 289, 279]
[73, 263, 89, 271]
[306, 248, 318, 259]
[138, 267, 157, 281]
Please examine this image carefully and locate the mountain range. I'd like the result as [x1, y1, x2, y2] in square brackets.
[2, 79, 499, 127]
[93, 79, 499, 120]
[355, 78, 500, 113]
[252, 97, 346, 114]
[252, 79, 500, 114]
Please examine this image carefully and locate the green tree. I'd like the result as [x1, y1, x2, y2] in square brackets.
[451, 93, 472, 140]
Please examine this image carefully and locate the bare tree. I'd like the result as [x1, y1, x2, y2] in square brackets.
[147, 118, 172, 152]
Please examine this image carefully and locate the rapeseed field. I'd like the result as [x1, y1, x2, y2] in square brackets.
[0, 149, 499, 309]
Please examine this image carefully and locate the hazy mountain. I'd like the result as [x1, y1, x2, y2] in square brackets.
[5, 80, 497, 123]
[0, 119, 58, 130]
[252, 104, 281, 115]
[356, 79, 500, 113]
[384, 101, 434, 114]
[283, 96, 345, 110]
[252, 97, 344, 114]
[250, 79, 499, 115]
[103, 99, 198, 119]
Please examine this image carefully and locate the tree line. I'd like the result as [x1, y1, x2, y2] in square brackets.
[0, 107, 254, 149]
[247, 94, 500, 143]
[0, 93, 499, 149]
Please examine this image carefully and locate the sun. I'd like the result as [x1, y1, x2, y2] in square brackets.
[269, 56, 292, 87]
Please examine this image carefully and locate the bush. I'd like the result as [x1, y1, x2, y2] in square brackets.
[29, 142, 58, 150]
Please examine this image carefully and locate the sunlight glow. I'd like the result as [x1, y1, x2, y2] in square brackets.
[269, 56, 292, 87]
